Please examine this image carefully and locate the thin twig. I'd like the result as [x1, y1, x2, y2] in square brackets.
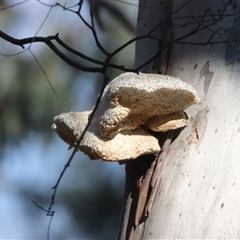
[0, 0, 27, 11]
[89, 1, 110, 56]
[46, 74, 109, 219]
[28, 49, 59, 100]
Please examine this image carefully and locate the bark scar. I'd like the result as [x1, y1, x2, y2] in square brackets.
[188, 107, 209, 146]
[200, 60, 213, 95]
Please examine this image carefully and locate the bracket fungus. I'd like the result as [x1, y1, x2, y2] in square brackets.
[52, 72, 200, 161]
[52, 111, 160, 161]
[145, 111, 188, 132]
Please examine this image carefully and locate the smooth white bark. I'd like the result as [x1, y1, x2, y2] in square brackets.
[135, 0, 240, 238]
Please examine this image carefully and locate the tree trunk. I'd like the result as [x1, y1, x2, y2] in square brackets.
[119, 0, 240, 239]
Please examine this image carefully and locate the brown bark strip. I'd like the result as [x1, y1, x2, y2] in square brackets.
[146, 131, 173, 216]
[135, 158, 157, 226]
[118, 155, 156, 240]
[118, 130, 177, 240]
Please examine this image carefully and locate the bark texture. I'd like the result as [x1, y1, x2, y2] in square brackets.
[119, 0, 240, 239]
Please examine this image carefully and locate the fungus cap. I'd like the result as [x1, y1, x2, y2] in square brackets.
[52, 111, 160, 161]
[97, 72, 200, 138]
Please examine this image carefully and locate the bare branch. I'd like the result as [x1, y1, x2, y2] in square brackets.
[0, 0, 27, 11]
[46, 74, 110, 218]
[89, 1, 110, 55]
[0, 31, 103, 72]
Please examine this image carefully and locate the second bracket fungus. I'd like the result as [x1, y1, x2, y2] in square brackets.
[52, 72, 200, 161]
[145, 111, 187, 132]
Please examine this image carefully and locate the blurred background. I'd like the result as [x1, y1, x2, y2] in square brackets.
[0, 1, 137, 238]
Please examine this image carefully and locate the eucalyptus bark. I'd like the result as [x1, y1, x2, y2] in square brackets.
[119, 0, 240, 239]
